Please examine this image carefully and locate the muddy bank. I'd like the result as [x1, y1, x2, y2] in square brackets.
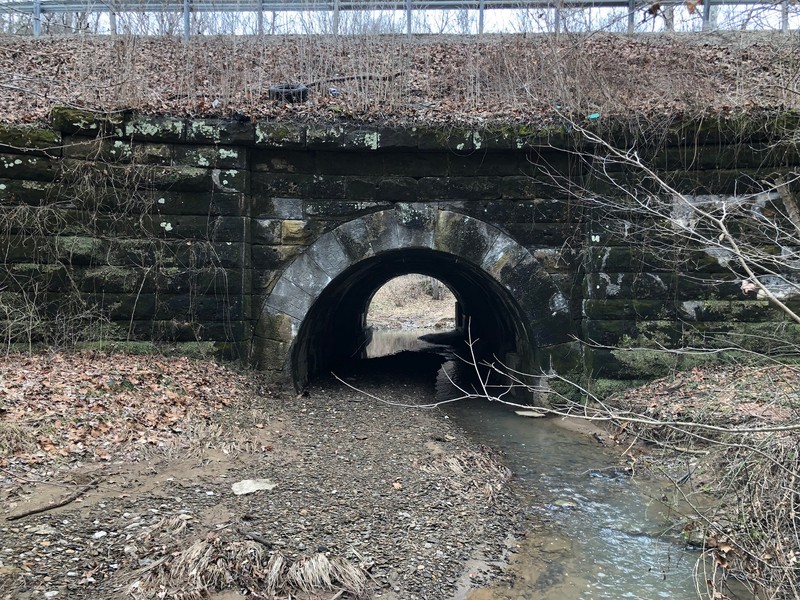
[0, 352, 523, 600]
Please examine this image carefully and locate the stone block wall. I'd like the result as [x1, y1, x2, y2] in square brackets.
[0, 113, 251, 355]
[580, 122, 800, 395]
[1, 109, 797, 393]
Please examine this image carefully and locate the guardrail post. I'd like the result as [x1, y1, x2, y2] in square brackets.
[333, 0, 340, 35]
[702, 0, 711, 30]
[183, 0, 190, 40]
[257, 0, 264, 35]
[664, 5, 674, 30]
[406, 0, 412, 36]
[554, 3, 561, 33]
[478, 0, 485, 35]
[781, 0, 789, 31]
[109, 2, 117, 35]
[33, 0, 42, 36]
[627, 0, 634, 33]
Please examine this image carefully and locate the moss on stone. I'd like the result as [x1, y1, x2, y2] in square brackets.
[538, 341, 583, 375]
[79, 340, 159, 353]
[255, 337, 289, 370]
[255, 123, 306, 148]
[9, 263, 65, 277]
[0, 124, 61, 151]
[55, 236, 106, 264]
[588, 378, 649, 400]
[683, 321, 800, 352]
[124, 116, 185, 142]
[607, 110, 800, 148]
[0, 154, 59, 181]
[255, 313, 294, 342]
[546, 378, 586, 404]
[678, 300, 776, 322]
[49, 107, 124, 135]
[610, 346, 679, 378]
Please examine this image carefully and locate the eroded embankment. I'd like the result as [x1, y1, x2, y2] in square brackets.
[605, 366, 800, 600]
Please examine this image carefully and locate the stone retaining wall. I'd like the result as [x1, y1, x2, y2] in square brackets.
[1, 109, 797, 395]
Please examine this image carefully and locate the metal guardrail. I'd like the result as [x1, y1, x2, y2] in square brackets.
[0, 0, 794, 37]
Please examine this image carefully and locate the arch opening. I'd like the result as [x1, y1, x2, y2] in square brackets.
[366, 274, 456, 330]
[290, 248, 534, 390]
[257, 206, 575, 397]
[364, 273, 458, 359]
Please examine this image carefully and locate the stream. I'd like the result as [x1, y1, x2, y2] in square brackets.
[446, 399, 702, 600]
[366, 328, 707, 600]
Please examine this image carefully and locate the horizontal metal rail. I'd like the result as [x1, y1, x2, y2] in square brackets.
[4, 0, 713, 8]
[0, 0, 793, 36]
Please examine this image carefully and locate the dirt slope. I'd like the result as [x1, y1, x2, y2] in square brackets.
[1, 33, 798, 124]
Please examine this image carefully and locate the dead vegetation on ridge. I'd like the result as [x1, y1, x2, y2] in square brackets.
[1, 32, 799, 125]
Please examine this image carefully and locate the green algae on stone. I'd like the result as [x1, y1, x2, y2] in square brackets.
[49, 107, 125, 136]
[0, 124, 61, 153]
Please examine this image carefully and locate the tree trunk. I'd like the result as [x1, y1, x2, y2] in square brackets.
[429, 277, 444, 300]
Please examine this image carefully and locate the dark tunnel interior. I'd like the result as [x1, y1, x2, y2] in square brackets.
[290, 248, 535, 390]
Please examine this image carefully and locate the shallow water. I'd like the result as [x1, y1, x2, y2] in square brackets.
[367, 329, 707, 599]
[365, 328, 446, 359]
[446, 399, 702, 600]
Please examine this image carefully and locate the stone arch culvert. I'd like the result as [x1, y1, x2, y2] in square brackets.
[255, 204, 575, 392]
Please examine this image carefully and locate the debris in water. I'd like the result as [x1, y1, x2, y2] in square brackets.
[515, 410, 545, 418]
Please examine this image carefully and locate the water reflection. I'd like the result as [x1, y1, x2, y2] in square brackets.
[365, 328, 455, 359]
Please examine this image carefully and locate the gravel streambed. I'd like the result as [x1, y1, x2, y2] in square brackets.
[1, 353, 524, 599]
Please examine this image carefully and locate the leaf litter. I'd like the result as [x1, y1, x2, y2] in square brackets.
[1, 33, 799, 126]
[0, 351, 253, 467]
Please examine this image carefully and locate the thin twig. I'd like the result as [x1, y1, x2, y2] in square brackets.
[239, 529, 272, 548]
[6, 478, 99, 521]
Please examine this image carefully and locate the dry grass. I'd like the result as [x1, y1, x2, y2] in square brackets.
[0, 422, 38, 456]
[416, 446, 512, 501]
[1, 33, 799, 125]
[129, 534, 370, 599]
[127, 512, 371, 599]
[140, 418, 263, 461]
